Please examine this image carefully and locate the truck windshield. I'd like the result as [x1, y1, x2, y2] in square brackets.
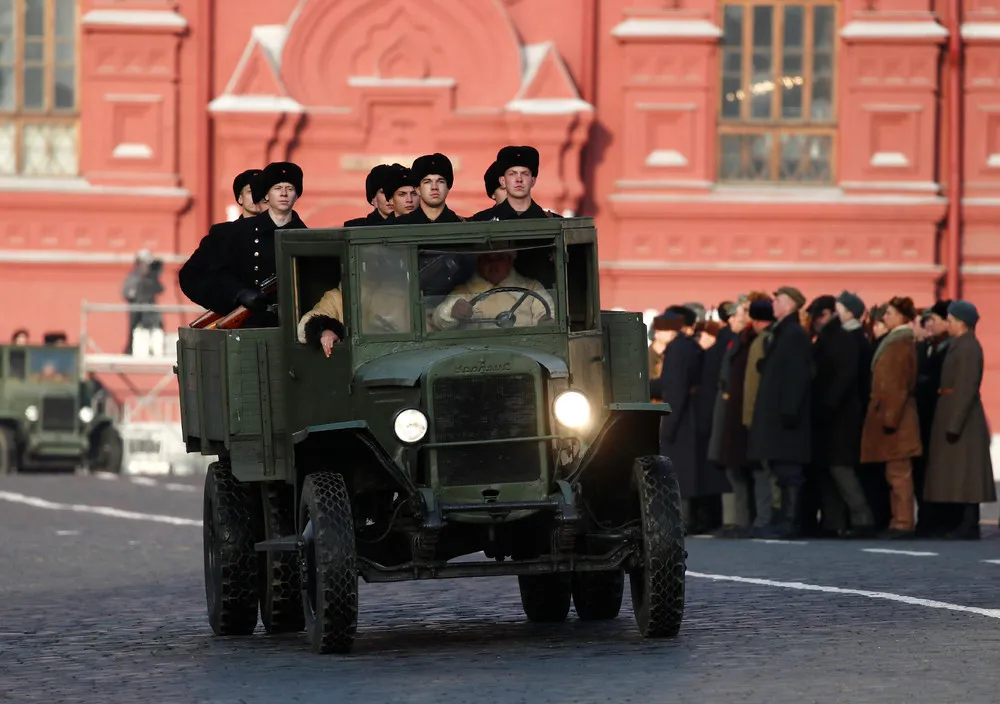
[29, 348, 76, 383]
[419, 240, 558, 334]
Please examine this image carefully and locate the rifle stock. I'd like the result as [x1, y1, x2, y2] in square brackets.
[194, 275, 278, 330]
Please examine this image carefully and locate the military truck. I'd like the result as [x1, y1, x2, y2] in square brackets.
[0, 343, 123, 474]
[176, 217, 684, 654]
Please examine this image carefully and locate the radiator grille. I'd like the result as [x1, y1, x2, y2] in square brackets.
[431, 373, 542, 486]
[42, 396, 76, 432]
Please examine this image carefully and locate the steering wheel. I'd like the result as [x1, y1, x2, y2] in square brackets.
[463, 286, 553, 328]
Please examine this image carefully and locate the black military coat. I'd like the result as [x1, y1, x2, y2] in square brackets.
[915, 336, 950, 445]
[393, 204, 466, 224]
[470, 199, 561, 221]
[344, 210, 388, 227]
[178, 210, 307, 326]
[811, 317, 865, 467]
[696, 327, 735, 492]
[747, 314, 814, 465]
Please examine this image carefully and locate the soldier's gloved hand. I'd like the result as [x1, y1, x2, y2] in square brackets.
[451, 298, 474, 320]
[236, 288, 265, 312]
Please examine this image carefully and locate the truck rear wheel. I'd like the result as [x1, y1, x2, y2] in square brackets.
[203, 462, 260, 636]
[299, 472, 358, 654]
[0, 427, 17, 475]
[518, 574, 571, 622]
[629, 455, 685, 638]
[259, 483, 304, 634]
[572, 570, 625, 621]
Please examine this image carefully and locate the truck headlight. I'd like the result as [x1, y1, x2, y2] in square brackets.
[553, 390, 591, 430]
[24, 405, 38, 422]
[79, 407, 95, 424]
[393, 408, 428, 444]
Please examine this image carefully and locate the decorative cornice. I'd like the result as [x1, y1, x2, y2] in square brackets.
[611, 18, 722, 40]
[81, 10, 188, 32]
[839, 20, 948, 41]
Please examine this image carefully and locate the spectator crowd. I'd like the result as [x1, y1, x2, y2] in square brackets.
[648, 289, 996, 541]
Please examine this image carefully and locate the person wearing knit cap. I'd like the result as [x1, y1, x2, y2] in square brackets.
[344, 164, 395, 227]
[470, 145, 562, 221]
[922, 298, 996, 538]
[233, 169, 266, 219]
[808, 293, 876, 537]
[835, 290, 865, 324]
[483, 160, 507, 205]
[381, 164, 419, 219]
[395, 153, 466, 224]
[650, 303, 711, 534]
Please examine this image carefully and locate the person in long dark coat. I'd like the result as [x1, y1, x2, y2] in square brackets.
[650, 305, 705, 533]
[808, 295, 875, 537]
[747, 287, 813, 538]
[913, 300, 953, 535]
[923, 301, 997, 539]
[692, 317, 734, 534]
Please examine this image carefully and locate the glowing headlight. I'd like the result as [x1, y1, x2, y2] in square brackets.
[393, 408, 428, 444]
[24, 405, 38, 422]
[79, 407, 95, 424]
[553, 390, 591, 429]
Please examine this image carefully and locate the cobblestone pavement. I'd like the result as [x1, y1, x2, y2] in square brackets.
[0, 473, 997, 704]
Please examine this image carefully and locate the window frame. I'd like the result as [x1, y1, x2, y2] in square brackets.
[0, 0, 80, 176]
[716, 0, 839, 185]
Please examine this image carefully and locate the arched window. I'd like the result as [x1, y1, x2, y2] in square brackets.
[0, 0, 78, 176]
[718, 0, 837, 183]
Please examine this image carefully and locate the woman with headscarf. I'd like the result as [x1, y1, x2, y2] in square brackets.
[922, 301, 997, 539]
[860, 296, 923, 538]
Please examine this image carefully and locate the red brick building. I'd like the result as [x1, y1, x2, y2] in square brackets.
[1, 0, 998, 421]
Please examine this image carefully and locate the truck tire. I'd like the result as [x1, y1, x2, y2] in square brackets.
[92, 425, 123, 474]
[259, 482, 305, 634]
[572, 570, 625, 621]
[518, 574, 571, 622]
[299, 472, 358, 654]
[629, 455, 686, 638]
[0, 427, 17, 475]
[203, 462, 260, 636]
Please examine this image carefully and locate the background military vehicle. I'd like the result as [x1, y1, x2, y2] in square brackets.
[0, 343, 123, 474]
[177, 217, 685, 654]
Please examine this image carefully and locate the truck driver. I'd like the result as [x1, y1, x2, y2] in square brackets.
[431, 249, 555, 330]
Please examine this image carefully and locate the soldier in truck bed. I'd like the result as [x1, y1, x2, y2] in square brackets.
[343, 164, 394, 227]
[470, 146, 562, 221]
[179, 161, 307, 328]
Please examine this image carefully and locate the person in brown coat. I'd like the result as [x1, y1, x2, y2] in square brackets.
[860, 296, 923, 538]
[922, 300, 997, 539]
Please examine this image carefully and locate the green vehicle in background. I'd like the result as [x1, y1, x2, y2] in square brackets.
[0, 343, 123, 474]
[177, 217, 685, 654]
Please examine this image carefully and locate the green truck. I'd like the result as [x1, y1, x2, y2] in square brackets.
[0, 343, 122, 474]
[176, 217, 684, 654]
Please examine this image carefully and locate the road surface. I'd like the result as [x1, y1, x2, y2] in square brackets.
[0, 472, 997, 703]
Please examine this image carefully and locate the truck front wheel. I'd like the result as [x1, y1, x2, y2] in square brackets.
[91, 425, 123, 474]
[203, 462, 260, 636]
[298, 472, 358, 654]
[629, 455, 686, 638]
[572, 570, 625, 621]
[259, 483, 304, 634]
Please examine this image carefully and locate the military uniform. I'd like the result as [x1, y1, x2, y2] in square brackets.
[394, 204, 465, 224]
[179, 161, 306, 328]
[470, 198, 561, 221]
[470, 145, 561, 221]
[344, 164, 394, 227]
[344, 209, 388, 227]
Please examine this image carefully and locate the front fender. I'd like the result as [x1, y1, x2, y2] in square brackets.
[568, 404, 671, 525]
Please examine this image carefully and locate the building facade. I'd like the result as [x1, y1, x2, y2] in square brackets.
[1, 0, 998, 417]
